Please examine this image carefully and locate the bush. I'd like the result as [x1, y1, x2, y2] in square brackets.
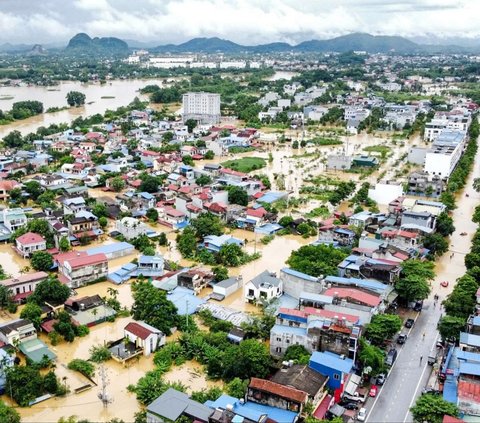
[68, 359, 95, 378]
[89, 345, 112, 363]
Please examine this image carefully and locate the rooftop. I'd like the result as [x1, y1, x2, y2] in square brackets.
[310, 351, 353, 374]
[249, 377, 308, 403]
[270, 364, 328, 398]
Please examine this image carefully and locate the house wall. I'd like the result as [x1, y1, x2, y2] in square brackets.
[270, 328, 308, 357]
[280, 271, 322, 299]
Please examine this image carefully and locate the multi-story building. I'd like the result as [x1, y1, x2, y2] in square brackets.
[56, 251, 108, 288]
[2, 208, 27, 232]
[14, 232, 47, 258]
[424, 130, 467, 179]
[0, 271, 49, 303]
[182, 92, 221, 124]
[0, 318, 37, 346]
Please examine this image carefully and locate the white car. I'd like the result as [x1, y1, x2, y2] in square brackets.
[357, 408, 367, 422]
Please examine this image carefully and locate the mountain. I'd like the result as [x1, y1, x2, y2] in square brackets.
[66, 33, 128, 53]
[28, 44, 47, 56]
[149, 32, 475, 54]
[296, 33, 420, 53]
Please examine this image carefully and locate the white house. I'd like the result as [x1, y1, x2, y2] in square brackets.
[368, 181, 404, 206]
[14, 232, 47, 258]
[213, 276, 243, 299]
[2, 208, 27, 232]
[244, 270, 283, 303]
[424, 130, 466, 179]
[0, 319, 37, 346]
[124, 321, 165, 357]
[115, 217, 149, 240]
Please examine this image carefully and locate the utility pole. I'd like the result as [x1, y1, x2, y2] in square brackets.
[98, 364, 113, 408]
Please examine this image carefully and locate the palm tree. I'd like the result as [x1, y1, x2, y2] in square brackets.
[107, 287, 118, 300]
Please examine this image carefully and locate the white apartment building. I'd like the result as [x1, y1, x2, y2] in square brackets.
[424, 130, 466, 179]
[182, 92, 221, 124]
[424, 111, 471, 142]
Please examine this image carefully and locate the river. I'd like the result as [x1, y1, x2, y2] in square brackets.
[0, 79, 172, 138]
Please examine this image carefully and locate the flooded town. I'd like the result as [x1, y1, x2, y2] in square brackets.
[0, 3, 480, 423]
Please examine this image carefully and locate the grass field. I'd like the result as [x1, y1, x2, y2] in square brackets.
[221, 157, 266, 173]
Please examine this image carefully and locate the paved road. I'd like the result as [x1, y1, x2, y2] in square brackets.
[366, 130, 480, 422]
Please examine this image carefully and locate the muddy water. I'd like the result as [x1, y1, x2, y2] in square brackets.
[0, 243, 29, 277]
[0, 78, 173, 138]
[163, 360, 223, 394]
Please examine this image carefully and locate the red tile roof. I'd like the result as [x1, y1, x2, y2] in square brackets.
[0, 180, 19, 191]
[209, 202, 227, 213]
[247, 208, 267, 218]
[249, 378, 308, 403]
[324, 287, 381, 307]
[67, 253, 107, 269]
[220, 168, 247, 177]
[124, 322, 157, 340]
[393, 252, 409, 261]
[16, 232, 45, 245]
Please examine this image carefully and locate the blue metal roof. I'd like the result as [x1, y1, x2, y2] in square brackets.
[299, 291, 333, 304]
[456, 349, 480, 363]
[166, 286, 205, 315]
[460, 332, 480, 347]
[256, 191, 287, 204]
[205, 395, 298, 423]
[459, 362, 480, 377]
[281, 267, 319, 282]
[310, 351, 353, 374]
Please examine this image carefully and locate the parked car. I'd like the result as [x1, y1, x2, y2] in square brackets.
[376, 373, 386, 385]
[369, 385, 378, 397]
[397, 333, 408, 344]
[422, 387, 441, 395]
[385, 348, 398, 366]
[342, 401, 359, 410]
[405, 318, 415, 328]
[357, 408, 367, 422]
[414, 301, 423, 311]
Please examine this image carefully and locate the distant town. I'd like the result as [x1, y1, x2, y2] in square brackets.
[0, 30, 479, 423]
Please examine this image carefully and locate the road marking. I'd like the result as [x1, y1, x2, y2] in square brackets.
[402, 333, 440, 423]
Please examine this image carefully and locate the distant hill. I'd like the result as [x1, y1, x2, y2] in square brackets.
[66, 33, 128, 53]
[149, 32, 474, 54]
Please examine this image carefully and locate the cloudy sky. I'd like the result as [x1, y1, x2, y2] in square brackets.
[1, 0, 480, 45]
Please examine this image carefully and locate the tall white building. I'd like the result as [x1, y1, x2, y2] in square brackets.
[424, 130, 467, 179]
[182, 92, 221, 124]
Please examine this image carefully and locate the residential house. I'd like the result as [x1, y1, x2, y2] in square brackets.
[247, 377, 308, 415]
[115, 217, 150, 240]
[13, 232, 47, 258]
[147, 388, 213, 423]
[124, 321, 165, 357]
[0, 271, 49, 303]
[0, 319, 37, 346]
[309, 351, 353, 402]
[280, 268, 322, 299]
[177, 269, 213, 295]
[56, 251, 108, 288]
[0, 180, 20, 201]
[2, 208, 27, 232]
[244, 270, 283, 303]
[203, 234, 244, 253]
[63, 196, 87, 215]
[212, 276, 243, 299]
[67, 211, 101, 243]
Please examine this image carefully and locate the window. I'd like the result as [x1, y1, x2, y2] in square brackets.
[286, 339, 290, 344]
[275, 347, 282, 353]
[333, 373, 340, 381]
[276, 337, 281, 342]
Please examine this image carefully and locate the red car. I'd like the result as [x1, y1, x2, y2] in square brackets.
[369, 385, 378, 397]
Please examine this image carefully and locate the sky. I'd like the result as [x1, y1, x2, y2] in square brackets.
[1, 0, 480, 46]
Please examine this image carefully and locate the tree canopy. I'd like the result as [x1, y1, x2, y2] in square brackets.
[410, 393, 458, 423]
[365, 314, 402, 346]
[29, 277, 71, 306]
[286, 244, 349, 277]
[66, 91, 86, 107]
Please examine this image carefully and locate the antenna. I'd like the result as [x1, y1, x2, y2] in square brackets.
[97, 364, 113, 408]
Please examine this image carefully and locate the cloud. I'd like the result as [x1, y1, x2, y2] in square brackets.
[0, 0, 479, 45]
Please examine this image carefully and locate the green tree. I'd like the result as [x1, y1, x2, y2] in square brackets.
[146, 208, 159, 222]
[443, 274, 478, 319]
[196, 174, 212, 186]
[358, 338, 385, 375]
[395, 275, 431, 303]
[30, 251, 53, 271]
[365, 314, 402, 346]
[110, 176, 126, 192]
[20, 302, 43, 329]
[423, 233, 449, 257]
[24, 180, 43, 201]
[222, 339, 271, 381]
[176, 227, 198, 259]
[401, 260, 435, 281]
[410, 394, 458, 423]
[437, 316, 465, 342]
[92, 202, 108, 218]
[131, 281, 178, 335]
[59, 236, 71, 252]
[286, 244, 349, 277]
[473, 178, 480, 193]
[218, 243, 243, 267]
[5, 365, 44, 407]
[66, 91, 86, 107]
[228, 186, 248, 206]
[3, 130, 23, 148]
[139, 175, 161, 193]
[182, 155, 194, 166]
[436, 212, 455, 237]
[292, 140, 299, 149]
[185, 119, 197, 133]
[0, 400, 20, 423]
[158, 232, 168, 246]
[226, 378, 249, 399]
[204, 150, 214, 160]
[212, 266, 229, 282]
[191, 213, 224, 238]
[283, 344, 311, 364]
[29, 277, 71, 305]
[98, 216, 108, 229]
[0, 286, 14, 311]
[278, 216, 294, 227]
[89, 345, 112, 363]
